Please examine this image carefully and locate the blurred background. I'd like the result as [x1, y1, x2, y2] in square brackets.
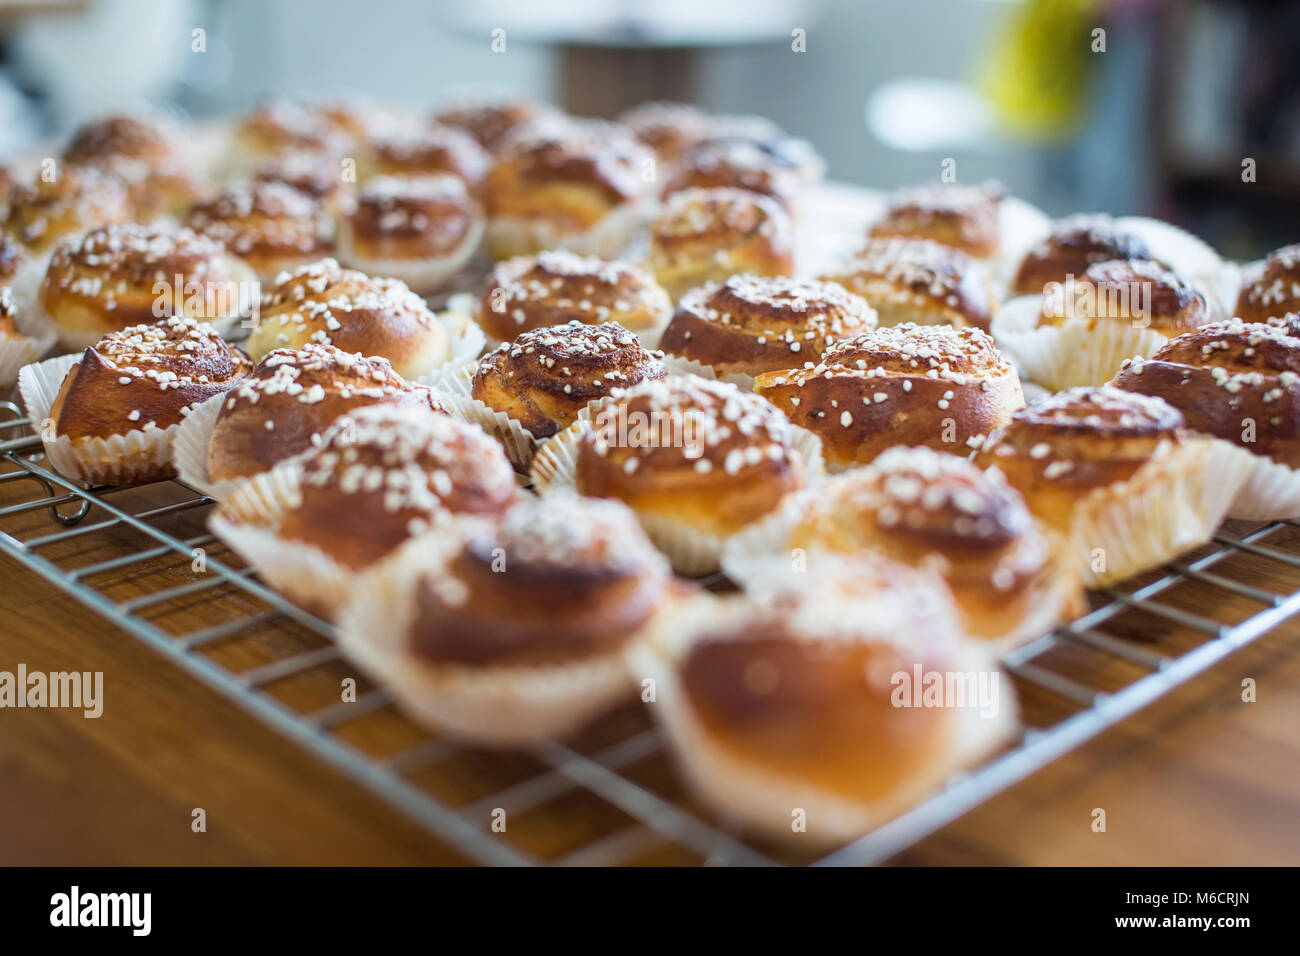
[0, 0, 1293, 259]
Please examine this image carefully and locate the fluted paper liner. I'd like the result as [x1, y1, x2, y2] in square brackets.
[720, 490, 1080, 650]
[1069, 437, 1253, 588]
[170, 389, 243, 501]
[18, 352, 179, 485]
[333, 533, 665, 747]
[1223, 442, 1300, 521]
[0, 261, 57, 386]
[627, 591, 1018, 846]
[530, 389, 825, 574]
[484, 200, 645, 262]
[991, 295, 1171, 390]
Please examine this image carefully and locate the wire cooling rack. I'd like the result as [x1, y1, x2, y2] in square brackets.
[3, 396, 1299, 866]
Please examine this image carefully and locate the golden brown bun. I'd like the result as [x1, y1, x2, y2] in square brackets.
[661, 139, 802, 210]
[207, 342, 447, 483]
[648, 187, 794, 301]
[312, 98, 408, 146]
[341, 174, 480, 260]
[821, 237, 995, 331]
[1038, 258, 1211, 334]
[657, 274, 877, 378]
[250, 150, 351, 210]
[1110, 319, 1300, 467]
[62, 111, 202, 217]
[1237, 244, 1300, 325]
[406, 493, 671, 665]
[275, 405, 517, 570]
[246, 258, 450, 379]
[973, 385, 1185, 532]
[754, 323, 1022, 468]
[3, 166, 131, 254]
[364, 124, 492, 191]
[432, 98, 559, 155]
[1012, 214, 1155, 296]
[483, 120, 653, 256]
[232, 100, 350, 161]
[48, 316, 249, 442]
[617, 101, 713, 162]
[0, 230, 29, 286]
[0, 286, 17, 337]
[39, 223, 256, 349]
[869, 182, 1002, 259]
[789, 447, 1066, 641]
[574, 376, 811, 537]
[472, 320, 667, 439]
[477, 250, 671, 341]
[186, 181, 335, 282]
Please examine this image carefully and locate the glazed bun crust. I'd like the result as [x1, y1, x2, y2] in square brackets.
[0, 231, 30, 286]
[250, 150, 350, 208]
[433, 99, 557, 154]
[472, 321, 667, 438]
[661, 139, 802, 210]
[574, 376, 809, 537]
[365, 125, 492, 189]
[49, 316, 249, 441]
[343, 174, 479, 259]
[754, 324, 1023, 468]
[275, 406, 517, 570]
[207, 343, 446, 483]
[409, 495, 670, 666]
[657, 274, 877, 378]
[477, 251, 671, 341]
[822, 237, 994, 330]
[39, 224, 252, 346]
[648, 187, 794, 301]
[186, 181, 334, 281]
[869, 182, 1002, 259]
[234, 100, 348, 159]
[974, 385, 1185, 529]
[1237, 244, 1300, 326]
[1012, 214, 1154, 296]
[1038, 259, 1211, 334]
[63, 112, 201, 216]
[3, 166, 131, 254]
[247, 258, 450, 379]
[617, 101, 712, 162]
[1110, 319, 1300, 467]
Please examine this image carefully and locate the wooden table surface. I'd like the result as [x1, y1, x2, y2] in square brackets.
[1, 456, 1298, 866]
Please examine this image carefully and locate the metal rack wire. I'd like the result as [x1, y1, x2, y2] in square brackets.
[3, 394, 1298, 866]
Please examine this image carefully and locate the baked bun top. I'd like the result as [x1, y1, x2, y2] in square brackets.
[0, 230, 29, 285]
[433, 98, 557, 154]
[472, 320, 667, 438]
[404, 493, 671, 665]
[1012, 214, 1154, 296]
[1110, 319, 1300, 466]
[248, 258, 447, 374]
[208, 342, 446, 482]
[574, 375, 810, 532]
[976, 385, 1184, 487]
[250, 150, 349, 206]
[478, 250, 671, 340]
[3, 166, 131, 252]
[367, 124, 491, 187]
[657, 274, 877, 375]
[1038, 259, 1210, 333]
[186, 181, 333, 264]
[63, 111, 190, 172]
[0, 286, 16, 336]
[661, 139, 802, 209]
[51, 316, 249, 440]
[487, 120, 653, 205]
[649, 186, 793, 260]
[822, 237, 993, 329]
[275, 404, 517, 568]
[1237, 244, 1300, 325]
[344, 174, 478, 255]
[617, 101, 712, 161]
[869, 181, 1002, 258]
[235, 100, 348, 156]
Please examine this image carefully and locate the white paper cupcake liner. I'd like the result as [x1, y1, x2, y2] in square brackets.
[1114, 215, 1233, 317]
[484, 201, 646, 261]
[530, 392, 825, 574]
[991, 295, 1170, 390]
[1072, 437, 1253, 588]
[334, 534, 652, 747]
[719, 490, 1078, 650]
[1, 259, 57, 385]
[1225, 444, 1300, 521]
[422, 360, 539, 469]
[432, 306, 486, 381]
[170, 389, 243, 502]
[992, 196, 1053, 291]
[627, 592, 1017, 846]
[17, 352, 180, 485]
